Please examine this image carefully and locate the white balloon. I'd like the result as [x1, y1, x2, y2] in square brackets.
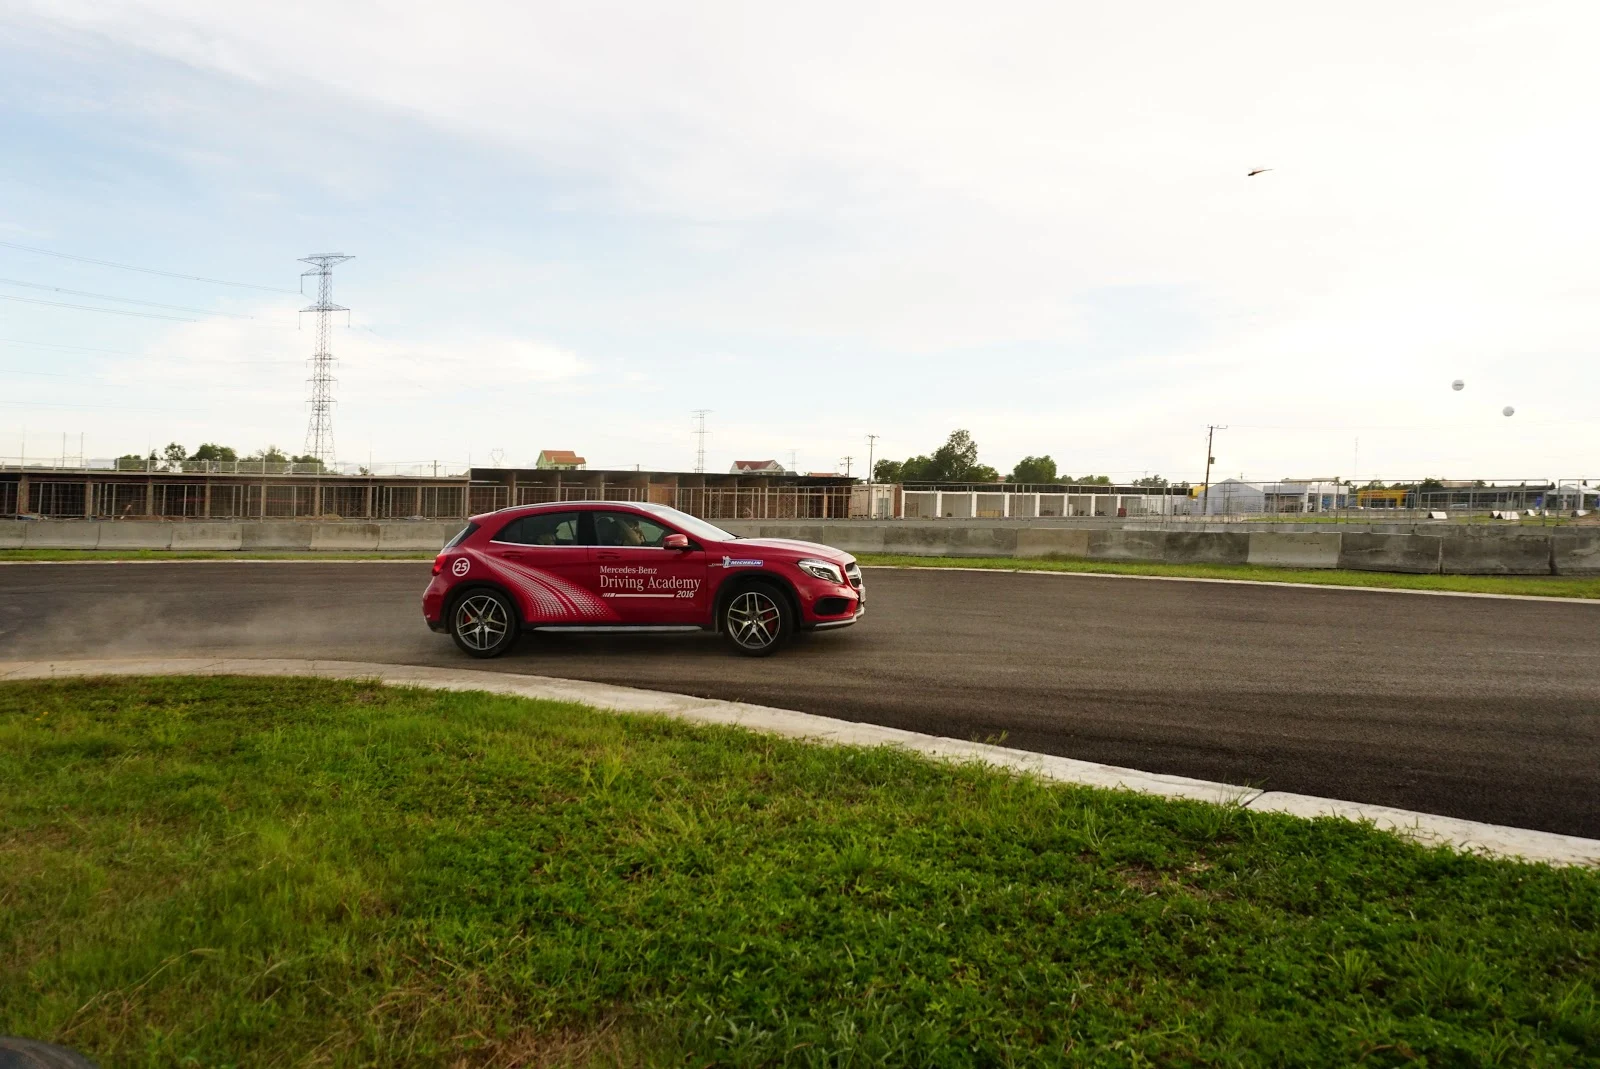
[1452, 379, 1464, 391]
[1502, 406, 1515, 417]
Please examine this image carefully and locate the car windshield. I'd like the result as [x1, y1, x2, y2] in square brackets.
[636, 503, 735, 542]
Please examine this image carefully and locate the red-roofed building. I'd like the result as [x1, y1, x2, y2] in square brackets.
[536, 450, 586, 470]
[729, 459, 786, 475]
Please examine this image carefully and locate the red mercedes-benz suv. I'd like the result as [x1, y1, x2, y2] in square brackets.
[423, 502, 863, 658]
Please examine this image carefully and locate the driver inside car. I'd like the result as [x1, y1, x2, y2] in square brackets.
[599, 514, 647, 546]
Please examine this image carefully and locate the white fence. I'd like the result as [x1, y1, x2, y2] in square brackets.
[901, 489, 1183, 520]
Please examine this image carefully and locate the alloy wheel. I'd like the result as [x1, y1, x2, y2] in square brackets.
[454, 593, 509, 652]
[727, 589, 782, 650]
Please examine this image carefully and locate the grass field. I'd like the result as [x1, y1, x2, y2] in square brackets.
[855, 553, 1600, 600]
[3, 676, 1597, 1067]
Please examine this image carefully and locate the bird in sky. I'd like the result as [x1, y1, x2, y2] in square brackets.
[1246, 168, 1273, 176]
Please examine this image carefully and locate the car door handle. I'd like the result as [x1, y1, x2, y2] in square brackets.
[595, 550, 622, 560]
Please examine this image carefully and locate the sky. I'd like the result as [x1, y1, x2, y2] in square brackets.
[1, 0, 1596, 481]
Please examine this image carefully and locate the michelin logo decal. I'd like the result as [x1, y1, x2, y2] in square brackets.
[721, 556, 764, 568]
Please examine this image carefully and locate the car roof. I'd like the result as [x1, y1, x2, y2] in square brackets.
[467, 500, 653, 525]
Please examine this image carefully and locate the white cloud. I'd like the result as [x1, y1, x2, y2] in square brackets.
[74, 305, 585, 462]
[4, 0, 1597, 474]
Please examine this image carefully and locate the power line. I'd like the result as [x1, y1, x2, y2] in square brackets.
[0, 399, 181, 412]
[0, 240, 296, 293]
[0, 338, 146, 357]
[0, 340, 303, 368]
[692, 409, 711, 473]
[0, 277, 257, 319]
[0, 293, 194, 321]
[299, 253, 354, 465]
[1201, 424, 1228, 515]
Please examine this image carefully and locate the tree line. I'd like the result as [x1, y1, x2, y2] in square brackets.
[117, 443, 328, 471]
[871, 430, 1173, 487]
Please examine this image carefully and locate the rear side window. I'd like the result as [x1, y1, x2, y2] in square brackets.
[444, 523, 478, 549]
[494, 511, 583, 546]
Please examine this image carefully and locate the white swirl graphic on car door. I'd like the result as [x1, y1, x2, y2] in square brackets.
[465, 552, 618, 623]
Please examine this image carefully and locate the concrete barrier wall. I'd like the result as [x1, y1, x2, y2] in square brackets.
[309, 523, 383, 551]
[1246, 533, 1342, 569]
[7, 519, 1600, 576]
[240, 523, 314, 552]
[1554, 534, 1600, 577]
[171, 524, 243, 551]
[379, 522, 460, 551]
[96, 523, 176, 551]
[723, 520, 1600, 576]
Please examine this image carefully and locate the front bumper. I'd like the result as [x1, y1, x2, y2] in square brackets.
[811, 605, 864, 630]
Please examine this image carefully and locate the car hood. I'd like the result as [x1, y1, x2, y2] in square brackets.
[722, 537, 855, 564]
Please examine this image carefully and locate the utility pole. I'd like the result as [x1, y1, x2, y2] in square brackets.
[1201, 424, 1227, 516]
[789, 449, 798, 473]
[299, 254, 354, 467]
[866, 433, 879, 518]
[692, 410, 711, 473]
[840, 455, 854, 477]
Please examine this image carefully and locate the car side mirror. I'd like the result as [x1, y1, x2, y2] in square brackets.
[663, 533, 690, 550]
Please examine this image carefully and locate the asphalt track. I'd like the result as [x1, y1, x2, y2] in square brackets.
[2, 562, 1596, 838]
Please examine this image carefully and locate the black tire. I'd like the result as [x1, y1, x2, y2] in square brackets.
[448, 588, 518, 659]
[721, 581, 793, 657]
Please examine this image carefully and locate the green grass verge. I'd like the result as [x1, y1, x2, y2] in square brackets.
[3, 677, 1597, 1067]
[856, 553, 1600, 599]
[0, 549, 432, 562]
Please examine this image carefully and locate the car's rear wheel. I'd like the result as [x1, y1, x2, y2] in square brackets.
[449, 589, 518, 658]
[722, 583, 792, 656]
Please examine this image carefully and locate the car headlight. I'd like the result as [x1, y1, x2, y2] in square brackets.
[796, 558, 845, 584]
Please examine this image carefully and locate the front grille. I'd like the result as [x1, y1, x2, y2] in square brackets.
[844, 562, 862, 590]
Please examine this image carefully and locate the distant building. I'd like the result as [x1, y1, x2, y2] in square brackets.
[730, 459, 786, 475]
[535, 450, 586, 470]
[1199, 478, 1349, 514]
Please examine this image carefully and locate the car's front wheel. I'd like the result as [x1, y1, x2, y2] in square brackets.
[721, 583, 792, 656]
[449, 589, 518, 658]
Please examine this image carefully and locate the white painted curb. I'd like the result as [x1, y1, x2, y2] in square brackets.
[3, 656, 1596, 868]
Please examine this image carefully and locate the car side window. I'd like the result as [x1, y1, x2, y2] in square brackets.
[593, 511, 673, 548]
[494, 512, 583, 547]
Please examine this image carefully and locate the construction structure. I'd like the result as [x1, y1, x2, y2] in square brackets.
[469, 466, 854, 520]
[0, 462, 855, 522]
[298, 253, 354, 466]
